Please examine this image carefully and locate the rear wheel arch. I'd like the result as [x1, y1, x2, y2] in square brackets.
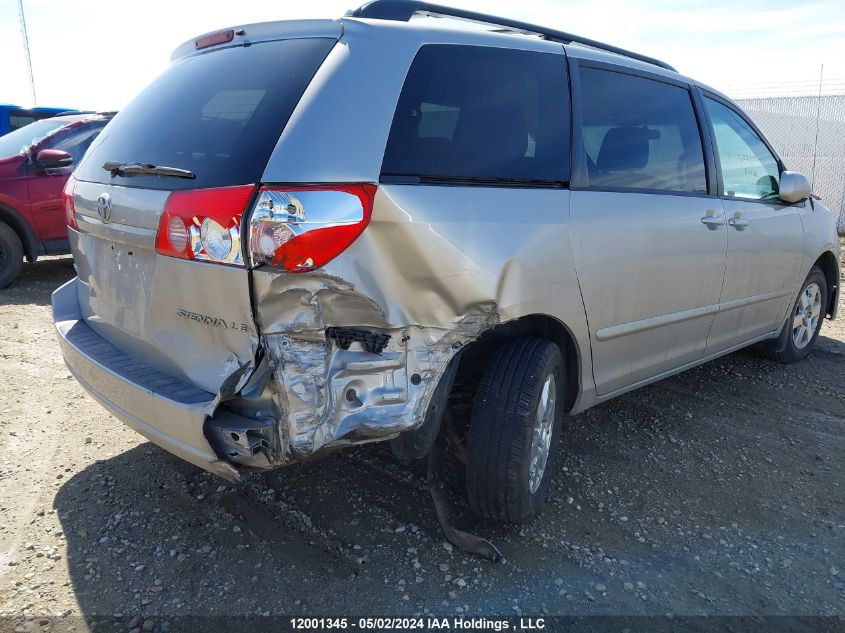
[0, 202, 41, 262]
[457, 313, 581, 413]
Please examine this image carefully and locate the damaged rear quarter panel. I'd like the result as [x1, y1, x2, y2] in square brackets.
[249, 184, 591, 462]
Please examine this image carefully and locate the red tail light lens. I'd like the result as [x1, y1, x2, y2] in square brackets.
[63, 175, 78, 230]
[155, 185, 256, 266]
[247, 184, 376, 273]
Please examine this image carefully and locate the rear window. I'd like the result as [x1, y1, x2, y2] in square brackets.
[75, 38, 335, 190]
[382, 45, 570, 184]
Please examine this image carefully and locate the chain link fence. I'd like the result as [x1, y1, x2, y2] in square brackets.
[724, 77, 845, 234]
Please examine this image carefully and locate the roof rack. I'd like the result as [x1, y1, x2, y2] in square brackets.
[346, 0, 677, 72]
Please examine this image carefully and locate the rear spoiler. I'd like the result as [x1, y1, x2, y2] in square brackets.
[170, 19, 342, 61]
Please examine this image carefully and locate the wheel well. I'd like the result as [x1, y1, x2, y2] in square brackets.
[0, 203, 40, 262]
[455, 314, 581, 412]
[814, 251, 839, 318]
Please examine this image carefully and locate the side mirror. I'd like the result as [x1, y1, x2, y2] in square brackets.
[35, 149, 73, 169]
[779, 171, 811, 204]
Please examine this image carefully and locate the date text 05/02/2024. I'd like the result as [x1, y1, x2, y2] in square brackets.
[289, 618, 547, 630]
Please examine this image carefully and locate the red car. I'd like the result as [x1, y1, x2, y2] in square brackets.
[0, 113, 113, 287]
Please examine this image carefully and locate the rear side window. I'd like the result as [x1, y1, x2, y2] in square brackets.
[578, 68, 707, 193]
[382, 45, 570, 184]
[75, 38, 335, 190]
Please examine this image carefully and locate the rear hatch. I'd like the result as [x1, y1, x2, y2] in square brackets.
[69, 28, 337, 394]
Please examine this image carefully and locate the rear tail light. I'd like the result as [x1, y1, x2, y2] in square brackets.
[155, 185, 255, 266]
[63, 175, 78, 230]
[154, 183, 376, 271]
[247, 184, 376, 273]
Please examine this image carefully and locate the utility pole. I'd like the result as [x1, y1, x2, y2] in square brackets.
[810, 63, 823, 190]
[18, 0, 37, 105]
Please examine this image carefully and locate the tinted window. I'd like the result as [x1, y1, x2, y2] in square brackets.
[704, 98, 780, 201]
[43, 121, 108, 164]
[8, 110, 66, 132]
[0, 119, 66, 158]
[75, 38, 335, 190]
[10, 114, 36, 130]
[578, 68, 706, 193]
[382, 45, 569, 183]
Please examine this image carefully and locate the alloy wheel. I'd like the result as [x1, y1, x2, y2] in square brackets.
[528, 374, 556, 494]
[792, 282, 822, 349]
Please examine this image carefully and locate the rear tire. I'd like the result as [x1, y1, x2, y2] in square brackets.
[465, 337, 564, 523]
[762, 266, 827, 364]
[0, 222, 23, 289]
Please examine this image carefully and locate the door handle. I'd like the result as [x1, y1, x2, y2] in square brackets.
[700, 213, 725, 229]
[728, 217, 750, 229]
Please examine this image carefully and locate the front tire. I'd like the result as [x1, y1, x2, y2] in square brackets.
[0, 222, 24, 289]
[763, 266, 828, 364]
[465, 337, 564, 523]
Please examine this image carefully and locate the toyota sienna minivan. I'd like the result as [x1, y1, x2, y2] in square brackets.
[54, 1, 840, 529]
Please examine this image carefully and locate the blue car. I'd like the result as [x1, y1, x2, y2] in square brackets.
[0, 105, 78, 137]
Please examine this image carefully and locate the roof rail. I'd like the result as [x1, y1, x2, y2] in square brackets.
[346, 0, 677, 72]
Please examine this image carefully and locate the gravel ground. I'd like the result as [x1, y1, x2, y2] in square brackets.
[0, 253, 843, 631]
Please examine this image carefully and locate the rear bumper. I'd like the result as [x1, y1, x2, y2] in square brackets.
[52, 277, 241, 481]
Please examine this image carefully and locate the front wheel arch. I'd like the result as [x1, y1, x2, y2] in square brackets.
[760, 266, 828, 363]
[812, 250, 839, 319]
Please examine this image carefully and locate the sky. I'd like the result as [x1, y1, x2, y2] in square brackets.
[1, 0, 844, 111]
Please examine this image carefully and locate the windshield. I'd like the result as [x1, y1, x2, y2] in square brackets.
[0, 119, 66, 158]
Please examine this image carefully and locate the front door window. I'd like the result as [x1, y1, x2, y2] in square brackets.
[704, 98, 780, 202]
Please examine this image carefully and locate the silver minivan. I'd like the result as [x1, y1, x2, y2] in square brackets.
[54, 1, 840, 528]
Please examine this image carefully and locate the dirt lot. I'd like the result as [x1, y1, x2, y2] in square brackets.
[0, 254, 843, 631]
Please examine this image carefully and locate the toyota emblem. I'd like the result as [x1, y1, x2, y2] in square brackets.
[96, 193, 112, 223]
